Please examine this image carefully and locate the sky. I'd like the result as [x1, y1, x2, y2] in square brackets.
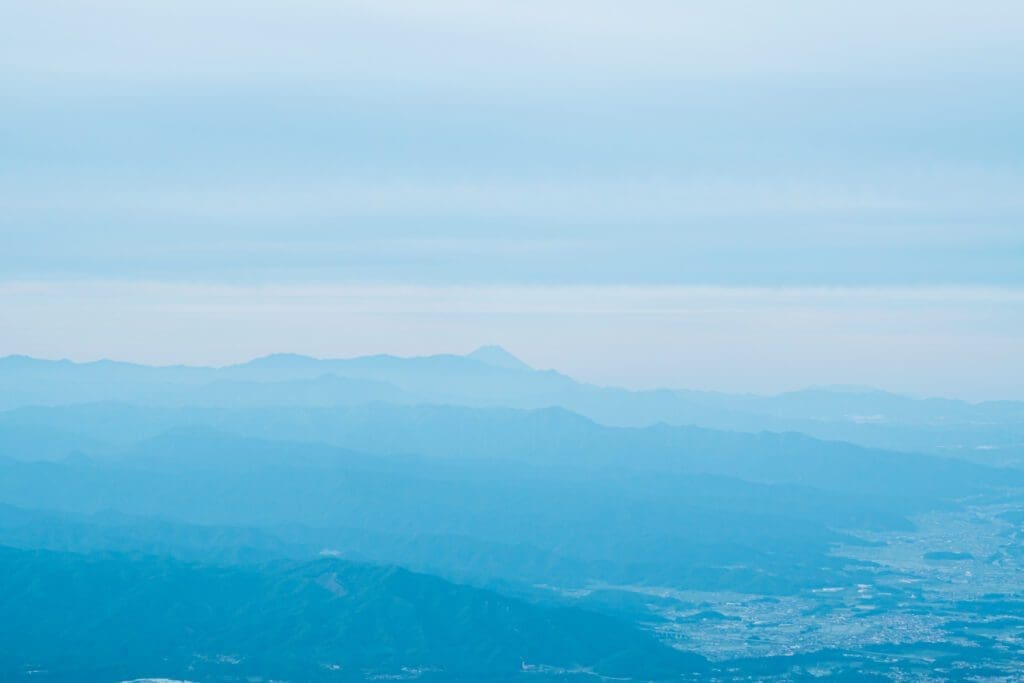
[2, 1, 1023, 399]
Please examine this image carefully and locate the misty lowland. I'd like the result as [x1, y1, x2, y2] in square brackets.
[1, 347, 1023, 681]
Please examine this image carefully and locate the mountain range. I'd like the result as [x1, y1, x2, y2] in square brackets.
[3, 347, 1022, 464]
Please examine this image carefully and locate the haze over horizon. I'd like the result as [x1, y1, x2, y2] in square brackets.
[0, 343, 1017, 404]
[2, 279, 1022, 400]
[3, 2, 1022, 399]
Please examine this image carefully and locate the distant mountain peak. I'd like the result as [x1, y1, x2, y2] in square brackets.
[465, 345, 531, 371]
[243, 353, 319, 366]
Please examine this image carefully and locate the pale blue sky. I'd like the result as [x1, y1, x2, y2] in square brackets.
[1, 1, 1022, 397]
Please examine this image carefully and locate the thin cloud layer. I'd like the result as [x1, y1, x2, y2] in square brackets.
[4, 1, 1023, 86]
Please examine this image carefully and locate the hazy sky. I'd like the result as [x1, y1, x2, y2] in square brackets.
[2, 1, 1023, 398]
